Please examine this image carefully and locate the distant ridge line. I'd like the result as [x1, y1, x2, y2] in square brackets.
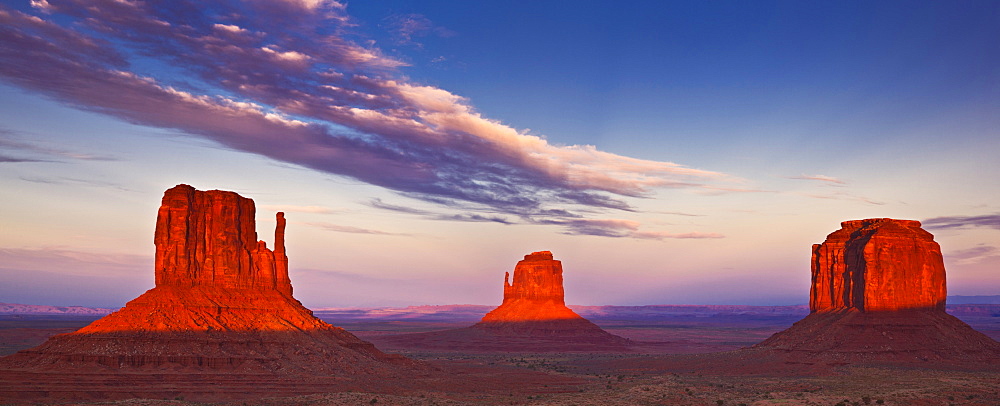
[0, 303, 115, 315]
[3, 295, 998, 315]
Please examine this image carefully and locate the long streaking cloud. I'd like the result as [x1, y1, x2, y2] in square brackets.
[923, 214, 1000, 231]
[1, 129, 116, 161]
[306, 222, 411, 236]
[787, 174, 846, 185]
[542, 218, 724, 240]
[946, 245, 1000, 265]
[0, 1, 727, 234]
[367, 198, 513, 224]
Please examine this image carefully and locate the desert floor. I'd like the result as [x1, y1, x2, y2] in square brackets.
[1, 310, 997, 405]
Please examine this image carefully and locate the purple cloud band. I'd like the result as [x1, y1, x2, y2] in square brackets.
[0, 1, 726, 238]
[923, 214, 1000, 231]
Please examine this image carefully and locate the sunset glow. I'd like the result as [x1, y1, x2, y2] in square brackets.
[1, 0, 998, 309]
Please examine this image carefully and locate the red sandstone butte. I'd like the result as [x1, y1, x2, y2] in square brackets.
[470, 251, 629, 348]
[372, 251, 629, 352]
[0, 185, 416, 401]
[810, 218, 946, 312]
[481, 251, 580, 322]
[741, 218, 998, 372]
[627, 219, 1000, 375]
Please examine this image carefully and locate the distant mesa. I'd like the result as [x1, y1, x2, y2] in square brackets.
[373, 250, 630, 352]
[640, 218, 1000, 374]
[753, 219, 999, 365]
[809, 219, 946, 312]
[0, 184, 417, 401]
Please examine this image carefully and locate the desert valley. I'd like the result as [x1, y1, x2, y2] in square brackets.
[3, 2, 998, 405]
[1, 186, 997, 405]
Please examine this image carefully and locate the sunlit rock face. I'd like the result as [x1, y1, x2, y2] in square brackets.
[481, 251, 580, 322]
[76, 184, 337, 335]
[0, 185, 412, 379]
[154, 184, 291, 295]
[809, 218, 947, 312]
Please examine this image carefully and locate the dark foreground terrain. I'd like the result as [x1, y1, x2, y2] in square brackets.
[1, 304, 998, 405]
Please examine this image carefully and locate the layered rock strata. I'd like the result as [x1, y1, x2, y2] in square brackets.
[0, 185, 415, 400]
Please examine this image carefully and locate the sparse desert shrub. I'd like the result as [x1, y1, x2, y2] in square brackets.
[862, 396, 871, 404]
[875, 400, 884, 405]
[716, 400, 725, 405]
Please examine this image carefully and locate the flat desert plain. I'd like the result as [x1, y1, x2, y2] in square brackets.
[1, 305, 997, 405]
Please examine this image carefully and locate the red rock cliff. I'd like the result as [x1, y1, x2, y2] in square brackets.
[154, 184, 291, 296]
[809, 218, 946, 312]
[481, 251, 581, 322]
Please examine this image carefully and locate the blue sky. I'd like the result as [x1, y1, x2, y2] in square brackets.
[1, 0, 998, 308]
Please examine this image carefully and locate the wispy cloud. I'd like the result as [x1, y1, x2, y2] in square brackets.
[801, 191, 884, 205]
[0, 1, 735, 235]
[633, 230, 726, 240]
[305, 221, 411, 236]
[788, 174, 846, 185]
[366, 198, 512, 224]
[0, 129, 117, 161]
[696, 185, 776, 195]
[367, 197, 433, 216]
[19, 176, 135, 192]
[260, 204, 343, 214]
[541, 218, 724, 240]
[923, 213, 1000, 231]
[946, 245, 1000, 265]
[381, 13, 455, 48]
[0, 154, 48, 163]
[649, 210, 705, 217]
